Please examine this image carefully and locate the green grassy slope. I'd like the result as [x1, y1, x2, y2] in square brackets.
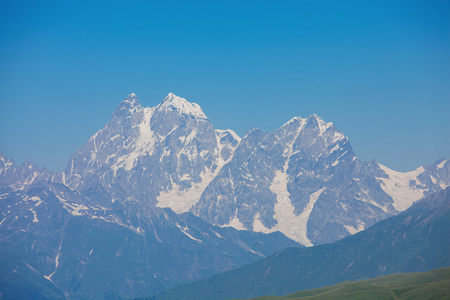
[239, 267, 450, 300]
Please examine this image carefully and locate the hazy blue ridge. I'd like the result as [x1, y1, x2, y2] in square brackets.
[145, 187, 450, 300]
[0, 183, 300, 299]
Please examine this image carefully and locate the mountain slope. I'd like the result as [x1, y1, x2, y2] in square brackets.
[2, 94, 449, 247]
[65, 93, 239, 212]
[148, 187, 450, 300]
[0, 152, 64, 190]
[59, 93, 450, 246]
[0, 181, 299, 299]
[52, 93, 450, 246]
[193, 115, 401, 245]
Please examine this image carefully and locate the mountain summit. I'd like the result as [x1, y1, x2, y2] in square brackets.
[113, 92, 142, 116]
[65, 93, 239, 213]
[156, 92, 208, 120]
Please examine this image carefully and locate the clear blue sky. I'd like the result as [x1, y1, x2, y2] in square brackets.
[1, 0, 449, 172]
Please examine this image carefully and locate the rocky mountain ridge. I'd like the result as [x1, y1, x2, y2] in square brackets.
[1, 92, 449, 298]
[1, 93, 449, 246]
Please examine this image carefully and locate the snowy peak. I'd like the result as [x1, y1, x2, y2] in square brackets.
[376, 159, 450, 212]
[282, 114, 334, 135]
[215, 129, 241, 144]
[122, 92, 141, 105]
[377, 164, 427, 211]
[306, 113, 333, 133]
[156, 93, 208, 120]
[113, 93, 142, 116]
[283, 116, 305, 127]
[279, 113, 346, 154]
[19, 158, 38, 172]
[0, 153, 64, 190]
[126, 92, 138, 100]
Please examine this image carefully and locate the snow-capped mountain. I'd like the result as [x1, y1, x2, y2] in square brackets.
[1, 93, 296, 299]
[0, 152, 64, 190]
[193, 112, 449, 245]
[65, 93, 239, 213]
[376, 158, 449, 211]
[1, 92, 449, 298]
[2, 93, 449, 246]
[193, 114, 397, 245]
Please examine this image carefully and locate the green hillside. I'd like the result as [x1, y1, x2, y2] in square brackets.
[238, 267, 450, 300]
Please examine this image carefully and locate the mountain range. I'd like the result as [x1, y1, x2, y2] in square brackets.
[147, 186, 450, 300]
[0, 92, 449, 298]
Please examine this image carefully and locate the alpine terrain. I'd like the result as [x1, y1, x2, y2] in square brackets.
[0, 92, 449, 298]
[148, 186, 450, 300]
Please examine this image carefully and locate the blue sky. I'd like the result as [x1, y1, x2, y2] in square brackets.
[1, 0, 449, 172]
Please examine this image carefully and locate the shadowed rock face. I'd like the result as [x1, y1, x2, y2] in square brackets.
[0, 182, 300, 299]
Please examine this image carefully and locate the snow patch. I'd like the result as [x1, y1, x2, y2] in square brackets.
[215, 129, 242, 143]
[30, 196, 43, 207]
[45, 245, 62, 282]
[344, 222, 365, 234]
[247, 247, 264, 257]
[252, 122, 327, 246]
[437, 160, 447, 169]
[156, 170, 217, 213]
[254, 166, 326, 246]
[111, 107, 157, 172]
[212, 231, 224, 239]
[332, 131, 346, 144]
[223, 215, 245, 230]
[55, 195, 89, 216]
[328, 144, 341, 154]
[377, 164, 425, 211]
[180, 174, 191, 181]
[176, 224, 202, 242]
[252, 213, 269, 233]
[30, 209, 38, 223]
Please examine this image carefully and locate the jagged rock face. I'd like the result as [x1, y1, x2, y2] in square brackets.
[1, 92, 450, 298]
[189, 104, 449, 245]
[376, 159, 450, 211]
[192, 115, 397, 245]
[0, 153, 64, 190]
[1, 92, 449, 247]
[0, 154, 20, 188]
[65, 93, 239, 211]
